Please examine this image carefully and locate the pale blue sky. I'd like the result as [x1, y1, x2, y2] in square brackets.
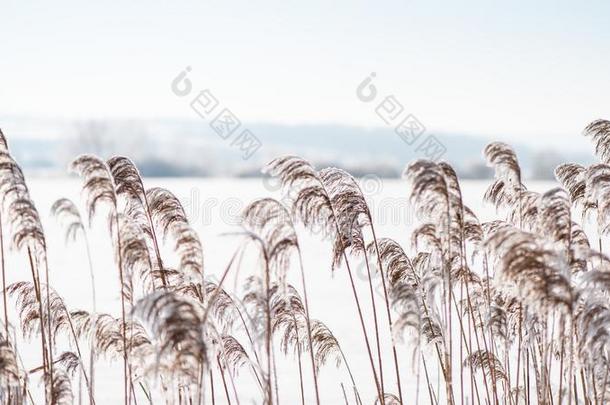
[1, 0, 609, 150]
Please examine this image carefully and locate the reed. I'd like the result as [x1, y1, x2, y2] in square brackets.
[1, 120, 610, 404]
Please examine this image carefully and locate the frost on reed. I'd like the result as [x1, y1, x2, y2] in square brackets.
[2, 120, 610, 404]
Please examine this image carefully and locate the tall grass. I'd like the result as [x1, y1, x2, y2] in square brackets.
[0, 120, 610, 404]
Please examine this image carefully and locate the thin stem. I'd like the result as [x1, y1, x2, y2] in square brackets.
[40, 254, 55, 402]
[260, 246, 273, 405]
[361, 250, 385, 400]
[63, 305, 96, 405]
[342, 255, 383, 400]
[296, 251, 321, 404]
[210, 368, 216, 405]
[0, 212, 7, 338]
[113, 212, 129, 405]
[141, 188, 168, 289]
[314, 176, 382, 401]
[216, 357, 232, 405]
[27, 248, 51, 403]
[80, 226, 97, 405]
[370, 224, 404, 404]
[291, 312, 305, 405]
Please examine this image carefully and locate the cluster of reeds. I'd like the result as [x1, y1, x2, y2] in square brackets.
[0, 120, 609, 404]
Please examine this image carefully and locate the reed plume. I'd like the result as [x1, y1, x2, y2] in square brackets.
[133, 290, 207, 403]
[108, 156, 169, 288]
[2, 124, 610, 404]
[0, 334, 27, 404]
[264, 156, 383, 402]
[404, 159, 457, 404]
[242, 197, 321, 403]
[146, 187, 203, 287]
[483, 142, 525, 220]
[71, 154, 130, 405]
[584, 119, 610, 163]
[51, 198, 98, 403]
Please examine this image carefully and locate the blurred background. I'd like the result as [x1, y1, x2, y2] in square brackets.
[1, 0, 609, 178]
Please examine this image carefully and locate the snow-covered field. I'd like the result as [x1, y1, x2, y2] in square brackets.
[9, 177, 557, 404]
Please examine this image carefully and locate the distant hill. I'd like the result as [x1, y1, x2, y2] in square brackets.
[0, 116, 595, 179]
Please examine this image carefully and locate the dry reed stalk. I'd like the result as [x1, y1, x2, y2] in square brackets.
[2, 121, 610, 404]
[264, 157, 384, 402]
